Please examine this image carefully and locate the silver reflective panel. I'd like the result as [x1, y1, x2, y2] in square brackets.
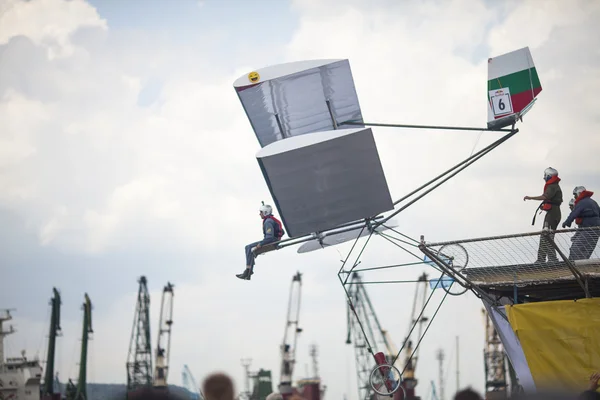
[256, 127, 394, 238]
[296, 221, 399, 253]
[234, 59, 364, 147]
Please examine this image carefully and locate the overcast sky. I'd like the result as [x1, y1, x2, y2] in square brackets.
[1, 0, 599, 399]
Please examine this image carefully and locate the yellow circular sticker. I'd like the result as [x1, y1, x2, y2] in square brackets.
[248, 71, 260, 83]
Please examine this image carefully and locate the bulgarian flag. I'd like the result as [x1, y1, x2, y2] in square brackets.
[487, 47, 542, 124]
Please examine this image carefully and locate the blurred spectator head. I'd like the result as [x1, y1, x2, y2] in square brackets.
[454, 388, 483, 400]
[202, 373, 235, 400]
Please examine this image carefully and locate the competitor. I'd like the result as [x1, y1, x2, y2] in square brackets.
[523, 167, 563, 263]
[562, 186, 600, 260]
[569, 197, 576, 214]
[236, 203, 285, 281]
[566, 198, 582, 260]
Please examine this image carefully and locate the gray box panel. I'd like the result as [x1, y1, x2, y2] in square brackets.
[235, 59, 364, 148]
[257, 128, 393, 238]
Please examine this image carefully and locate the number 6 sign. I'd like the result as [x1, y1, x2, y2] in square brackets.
[489, 88, 513, 117]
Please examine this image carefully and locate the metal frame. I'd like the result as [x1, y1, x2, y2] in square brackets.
[252, 120, 518, 254]
[248, 114, 522, 400]
[419, 227, 598, 299]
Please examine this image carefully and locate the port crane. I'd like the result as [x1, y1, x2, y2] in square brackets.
[41, 288, 62, 400]
[482, 309, 508, 400]
[154, 282, 174, 388]
[65, 294, 93, 400]
[346, 272, 391, 400]
[126, 277, 175, 396]
[182, 364, 202, 400]
[126, 277, 153, 393]
[346, 272, 429, 400]
[279, 272, 303, 399]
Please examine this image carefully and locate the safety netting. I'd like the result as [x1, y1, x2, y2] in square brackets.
[419, 227, 600, 299]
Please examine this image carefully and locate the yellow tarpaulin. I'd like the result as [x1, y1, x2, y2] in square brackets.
[505, 297, 600, 391]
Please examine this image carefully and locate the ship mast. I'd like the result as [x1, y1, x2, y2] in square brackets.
[0, 309, 15, 367]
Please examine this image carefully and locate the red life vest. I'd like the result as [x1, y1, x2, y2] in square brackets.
[574, 190, 594, 225]
[541, 175, 561, 211]
[263, 215, 285, 239]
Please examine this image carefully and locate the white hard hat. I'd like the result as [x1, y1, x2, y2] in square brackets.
[543, 167, 558, 181]
[573, 186, 586, 198]
[259, 203, 273, 216]
[569, 198, 575, 208]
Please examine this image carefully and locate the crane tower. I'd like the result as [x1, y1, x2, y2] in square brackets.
[436, 349, 444, 400]
[279, 272, 303, 399]
[154, 282, 174, 387]
[126, 276, 153, 392]
[482, 309, 507, 400]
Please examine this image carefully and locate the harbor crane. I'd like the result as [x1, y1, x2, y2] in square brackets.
[279, 272, 303, 399]
[154, 282, 174, 388]
[127, 276, 153, 393]
[41, 288, 62, 400]
[126, 277, 176, 397]
[65, 294, 93, 400]
[482, 309, 507, 400]
[346, 272, 429, 400]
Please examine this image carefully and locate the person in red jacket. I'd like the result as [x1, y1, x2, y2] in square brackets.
[563, 186, 600, 260]
[236, 203, 285, 281]
[524, 167, 563, 263]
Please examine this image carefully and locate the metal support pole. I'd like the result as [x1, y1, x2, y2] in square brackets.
[340, 120, 514, 132]
[372, 129, 518, 229]
[271, 215, 386, 250]
[513, 273, 518, 304]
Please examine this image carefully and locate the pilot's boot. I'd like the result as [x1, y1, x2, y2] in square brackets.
[236, 269, 250, 280]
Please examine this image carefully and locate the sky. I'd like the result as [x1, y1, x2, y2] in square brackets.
[1, 0, 599, 399]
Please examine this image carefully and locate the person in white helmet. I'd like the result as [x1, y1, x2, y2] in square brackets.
[562, 186, 600, 260]
[569, 197, 576, 213]
[236, 203, 285, 280]
[566, 197, 583, 259]
[523, 167, 563, 263]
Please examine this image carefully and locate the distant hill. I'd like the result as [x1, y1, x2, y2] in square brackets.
[54, 382, 197, 400]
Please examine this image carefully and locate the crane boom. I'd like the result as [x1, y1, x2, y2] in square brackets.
[279, 272, 303, 398]
[154, 282, 174, 387]
[399, 272, 430, 399]
[126, 276, 153, 392]
[347, 272, 429, 400]
[65, 294, 93, 400]
[182, 364, 202, 400]
[42, 288, 62, 398]
[346, 272, 391, 400]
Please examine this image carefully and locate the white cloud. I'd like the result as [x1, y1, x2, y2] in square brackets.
[0, 2, 270, 254]
[1, 0, 600, 400]
[0, 0, 107, 58]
